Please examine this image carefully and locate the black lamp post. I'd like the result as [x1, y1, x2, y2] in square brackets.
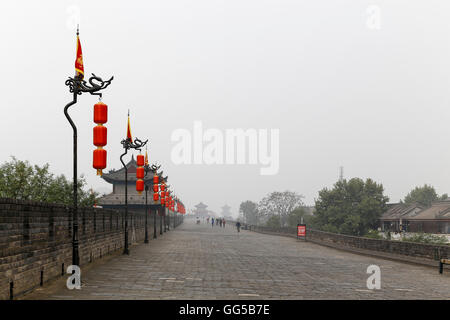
[120, 136, 147, 255]
[160, 206, 163, 235]
[144, 163, 160, 243]
[144, 185, 149, 243]
[154, 172, 163, 239]
[64, 67, 113, 267]
[163, 187, 170, 233]
[173, 196, 178, 229]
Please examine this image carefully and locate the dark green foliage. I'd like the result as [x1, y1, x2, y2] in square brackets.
[403, 184, 445, 207]
[313, 178, 389, 236]
[0, 157, 99, 207]
[239, 200, 260, 225]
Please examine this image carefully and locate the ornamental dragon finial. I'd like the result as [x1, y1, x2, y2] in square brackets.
[65, 73, 114, 98]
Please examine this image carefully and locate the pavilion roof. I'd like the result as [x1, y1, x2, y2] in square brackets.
[101, 155, 167, 184]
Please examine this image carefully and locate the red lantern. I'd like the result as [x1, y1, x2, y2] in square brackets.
[93, 125, 107, 146]
[153, 193, 159, 201]
[153, 175, 159, 184]
[136, 167, 144, 179]
[153, 185, 159, 193]
[92, 102, 108, 176]
[136, 179, 144, 194]
[93, 148, 107, 174]
[136, 154, 145, 193]
[136, 154, 145, 167]
[160, 184, 166, 192]
[161, 197, 165, 205]
[94, 102, 108, 124]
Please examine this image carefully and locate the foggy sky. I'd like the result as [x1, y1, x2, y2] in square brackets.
[2, 0, 450, 217]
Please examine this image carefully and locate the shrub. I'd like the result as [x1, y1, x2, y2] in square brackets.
[402, 232, 449, 245]
[364, 229, 384, 239]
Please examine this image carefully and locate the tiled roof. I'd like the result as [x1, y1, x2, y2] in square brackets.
[102, 156, 167, 184]
[381, 201, 450, 221]
[407, 202, 450, 220]
[380, 203, 424, 220]
[195, 202, 208, 209]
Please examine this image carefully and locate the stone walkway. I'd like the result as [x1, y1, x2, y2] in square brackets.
[23, 219, 450, 299]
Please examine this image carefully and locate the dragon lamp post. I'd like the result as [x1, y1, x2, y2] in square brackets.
[144, 163, 160, 243]
[120, 137, 147, 255]
[64, 73, 113, 267]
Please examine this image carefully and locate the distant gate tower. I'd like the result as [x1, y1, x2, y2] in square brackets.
[193, 202, 209, 218]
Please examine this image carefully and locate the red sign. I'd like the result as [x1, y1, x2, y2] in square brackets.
[297, 224, 306, 237]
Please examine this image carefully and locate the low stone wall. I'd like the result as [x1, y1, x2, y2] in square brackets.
[244, 224, 449, 262]
[0, 198, 179, 300]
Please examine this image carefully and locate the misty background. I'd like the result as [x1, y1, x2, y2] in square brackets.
[1, 0, 450, 218]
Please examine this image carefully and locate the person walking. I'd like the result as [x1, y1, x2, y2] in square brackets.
[223, 219, 226, 228]
[219, 218, 223, 228]
[236, 221, 241, 233]
[211, 217, 215, 227]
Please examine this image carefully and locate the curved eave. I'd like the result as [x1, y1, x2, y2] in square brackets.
[101, 175, 154, 184]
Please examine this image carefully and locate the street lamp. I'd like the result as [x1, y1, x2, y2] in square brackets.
[64, 50, 113, 266]
[120, 135, 147, 255]
[144, 162, 160, 243]
[173, 196, 178, 229]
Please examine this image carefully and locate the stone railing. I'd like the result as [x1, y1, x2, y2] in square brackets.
[0, 198, 182, 300]
[239, 223, 449, 264]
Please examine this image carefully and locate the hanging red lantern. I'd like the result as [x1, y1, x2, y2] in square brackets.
[136, 154, 145, 167]
[136, 153, 145, 193]
[93, 125, 107, 146]
[153, 175, 159, 185]
[160, 184, 166, 192]
[136, 167, 144, 179]
[92, 102, 108, 176]
[136, 179, 144, 194]
[93, 149, 106, 175]
[153, 193, 159, 201]
[94, 102, 108, 124]
[153, 185, 159, 193]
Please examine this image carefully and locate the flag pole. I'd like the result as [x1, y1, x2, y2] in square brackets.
[64, 27, 113, 267]
[120, 111, 148, 254]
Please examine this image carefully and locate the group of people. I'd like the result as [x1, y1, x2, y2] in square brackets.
[207, 216, 226, 228]
[204, 217, 241, 233]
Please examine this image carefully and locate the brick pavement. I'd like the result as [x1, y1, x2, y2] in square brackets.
[22, 219, 450, 299]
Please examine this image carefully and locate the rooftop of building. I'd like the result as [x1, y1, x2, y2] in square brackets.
[101, 155, 167, 184]
[381, 200, 450, 221]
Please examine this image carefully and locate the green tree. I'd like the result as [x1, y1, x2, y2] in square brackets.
[258, 191, 304, 227]
[0, 157, 99, 207]
[403, 184, 441, 207]
[265, 215, 281, 228]
[314, 178, 389, 236]
[239, 200, 260, 225]
[287, 207, 307, 227]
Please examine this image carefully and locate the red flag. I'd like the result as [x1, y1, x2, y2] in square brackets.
[127, 114, 132, 141]
[75, 30, 84, 79]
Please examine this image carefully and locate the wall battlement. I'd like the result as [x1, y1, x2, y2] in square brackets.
[0, 198, 169, 300]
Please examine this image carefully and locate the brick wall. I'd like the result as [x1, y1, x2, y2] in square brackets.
[0, 198, 180, 300]
[242, 224, 450, 263]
